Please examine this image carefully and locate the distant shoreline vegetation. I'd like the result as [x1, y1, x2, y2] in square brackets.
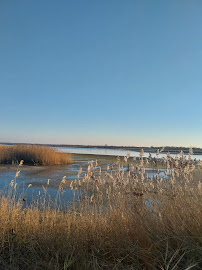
[1, 143, 202, 155]
[0, 145, 72, 165]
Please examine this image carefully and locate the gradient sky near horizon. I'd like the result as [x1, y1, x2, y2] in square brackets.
[1, 0, 202, 147]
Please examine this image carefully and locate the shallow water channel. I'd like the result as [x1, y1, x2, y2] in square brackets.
[0, 151, 167, 206]
[0, 156, 91, 206]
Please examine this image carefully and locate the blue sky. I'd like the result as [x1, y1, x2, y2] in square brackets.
[1, 0, 202, 147]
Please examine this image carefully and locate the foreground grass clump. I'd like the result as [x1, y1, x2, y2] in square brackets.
[0, 192, 201, 269]
[0, 144, 71, 165]
[0, 150, 201, 269]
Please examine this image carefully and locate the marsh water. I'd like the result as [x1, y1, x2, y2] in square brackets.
[56, 146, 202, 160]
[0, 146, 200, 205]
[0, 157, 90, 205]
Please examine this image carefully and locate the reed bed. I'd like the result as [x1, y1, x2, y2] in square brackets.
[0, 145, 72, 165]
[0, 149, 201, 269]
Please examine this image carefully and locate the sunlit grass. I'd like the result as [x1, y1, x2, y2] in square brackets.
[0, 144, 72, 165]
[0, 148, 201, 269]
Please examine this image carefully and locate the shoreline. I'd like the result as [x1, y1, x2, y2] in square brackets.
[1, 142, 202, 155]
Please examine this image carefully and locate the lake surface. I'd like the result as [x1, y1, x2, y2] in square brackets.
[1, 146, 200, 206]
[56, 146, 202, 160]
[0, 157, 89, 206]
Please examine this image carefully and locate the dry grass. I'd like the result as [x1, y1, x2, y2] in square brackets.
[0, 145, 72, 165]
[0, 151, 201, 269]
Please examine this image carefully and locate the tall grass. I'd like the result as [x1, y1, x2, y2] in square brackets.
[0, 150, 201, 269]
[0, 144, 72, 165]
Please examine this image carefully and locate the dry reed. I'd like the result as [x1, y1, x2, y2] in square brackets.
[0, 150, 201, 269]
[0, 144, 72, 165]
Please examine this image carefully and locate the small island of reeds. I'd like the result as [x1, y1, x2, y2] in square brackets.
[0, 144, 72, 165]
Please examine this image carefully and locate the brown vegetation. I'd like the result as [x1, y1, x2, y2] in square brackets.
[0, 151, 201, 269]
[0, 144, 72, 165]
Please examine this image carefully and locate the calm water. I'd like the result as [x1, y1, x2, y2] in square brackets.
[0, 146, 200, 206]
[57, 146, 202, 160]
[0, 157, 88, 205]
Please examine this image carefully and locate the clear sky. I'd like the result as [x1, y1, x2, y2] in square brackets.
[1, 0, 202, 147]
